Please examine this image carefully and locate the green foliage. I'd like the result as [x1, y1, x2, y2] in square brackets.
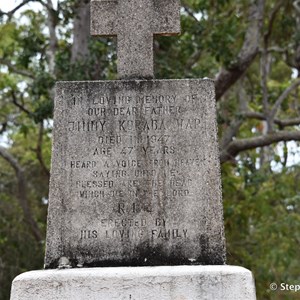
[0, 23, 19, 57]
[223, 163, 300, 300]
[0, 1, 300, 300]
[0, 146, 47, 300]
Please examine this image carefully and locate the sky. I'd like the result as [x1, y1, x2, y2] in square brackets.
[0, 0, 58, 14]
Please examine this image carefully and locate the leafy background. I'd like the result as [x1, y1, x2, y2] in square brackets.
[0, 0, 299, 299]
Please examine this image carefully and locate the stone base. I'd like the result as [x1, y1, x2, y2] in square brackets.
[11, 265, 256, 300]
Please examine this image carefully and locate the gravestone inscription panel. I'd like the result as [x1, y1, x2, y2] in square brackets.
[44, 79, 226, 268]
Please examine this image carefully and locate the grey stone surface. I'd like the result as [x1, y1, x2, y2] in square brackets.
[44, 79, 225, 268]
[90, 0, 181, 79]
[10, 266, 257, 300]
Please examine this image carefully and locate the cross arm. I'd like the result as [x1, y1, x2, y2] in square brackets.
[90, 0, 117, 36]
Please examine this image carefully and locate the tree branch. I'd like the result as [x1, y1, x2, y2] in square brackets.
[220, 80, 247, 149]
[270, 79, 300, 121]
[0, 58, 35, 79]
[34, 122, 50, 180]
[258, 0, 276, 136]
[264, 0, 285, 45]
[0, 122, 7, 134]
[293, 0, 300, 13]
[260, 2, 284, 129]
[265, 46, 288, 53]
[11, 91, 32, 116]
[0, 0, 32, 19]
[220, 130, 300, 163]
[243, 111, 265, 120]
[0, 0, 53, 19]
[183, 6, 200, 23]
[0, 146, 42, 242]
[37, 0, 56, 12]
[220, 119, 244, 150]
[275, 118, 300, 127]
[215, 0, 265, 100]
[242, 111, 300, 128]
[45, 0, 58, 75]
[260, 49, 271, 130]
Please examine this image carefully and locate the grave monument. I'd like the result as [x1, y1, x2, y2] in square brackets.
[10, 1, 256, 299]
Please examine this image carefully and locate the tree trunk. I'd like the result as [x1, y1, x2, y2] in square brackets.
[0, 147, 42, 242]
[215, 0, 265, 100]
[71, 0, 91, 63]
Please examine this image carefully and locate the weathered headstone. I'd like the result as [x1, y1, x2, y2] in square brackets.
[11, 1, 257, 299]
[44, 0, 226, 269]
[44, 79, 226, 268]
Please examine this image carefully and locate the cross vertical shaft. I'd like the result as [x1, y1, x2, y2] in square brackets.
[117, 0, 154, 79]
[91, 0, 181, 79]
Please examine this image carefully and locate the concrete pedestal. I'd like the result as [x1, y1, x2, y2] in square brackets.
[11, 265, 256, 300]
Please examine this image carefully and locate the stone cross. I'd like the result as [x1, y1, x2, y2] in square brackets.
[91, 0, 181, 79]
